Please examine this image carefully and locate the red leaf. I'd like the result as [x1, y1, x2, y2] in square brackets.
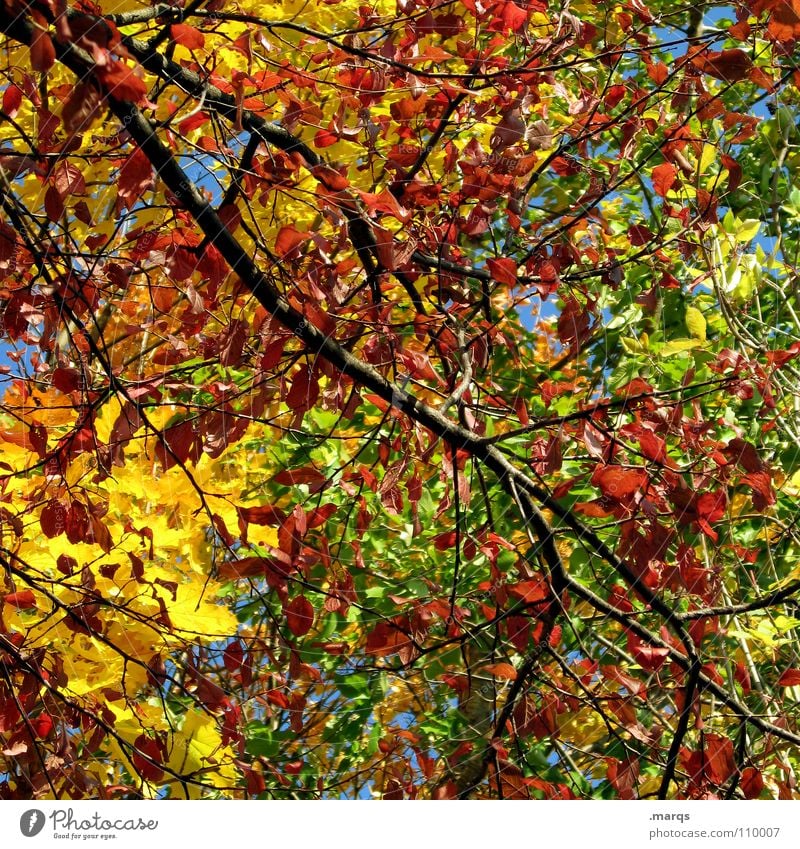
[44, 185, 64, 222]
[740, 766, 764, 799]
[778, 668, 800, 687]
[550, 155, 581, 176]
[273, 467, 327, 486]
[632, 643, 669, 670]
[607, 757, 640, 799]
[696, 188, 718, 224]
[30, 25, 56, 73]
[95, 60, 148, 104]
[155, 420, 200, 470]
[486, 257, 518, 285]
[131, 734, 164, 783]
[717, 156, 742, 196]
[704, 733, 737, 785]
[2, 85, 22, 117]
[696, 490, 727, 533]
[355, 189, 410, 223]
[32, 713, 53, 738]
[628, 224, 654, 246]
[306, 504, 337, 528]
[53, 161, 86, 198]
[433, 531, 457, 550]
[312, 641, 348, 655]
[646, 61, 669, 85]
[178, 111, 208, 135]
[285, 364, 319, 411]
[218, 203, 242, 235]
[223, 640, 244, 672]
[626, 634, 669, 671]
[216, 557, 267, 580]
[765, 0, 800, 41]
[238, 505, 287, 526]
[500, 0, 528, 32]
[692, 49, 753, 82]
[3, 590, 36, 609]
[734, 661, 751, 694]
[741, 470, 775, 510]
[171, 23, 205, 50]
[604, 85, 627, 109]
[286, 595, 314, 637]
[260, 335, 287, 370]
[40, 500, 67, 538]
[601, 664, 646, 696]
[365, 618, 413, 658]
[766, 340, 800, 367]
[266, 689, 289, 709]
[117, 148, 153, 212]
[638, 429, 667, 464]
[314, 126, 339, 148]
[557, 297, 591, 346]
[652, 162, 676, 197]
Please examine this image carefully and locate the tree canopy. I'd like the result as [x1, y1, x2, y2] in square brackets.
[1, 0, 800, 800]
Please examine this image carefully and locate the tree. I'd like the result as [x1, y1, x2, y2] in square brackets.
[0, 0, 799, 800]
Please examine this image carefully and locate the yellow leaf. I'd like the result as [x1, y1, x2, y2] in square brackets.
[735, 219, 761, 242]
[658, 338, 699, 357]
[621, 334, 648, 354]
[166, 712, 238, 798]
[699, 143, 716, 175]
[685, 306, 707, 341]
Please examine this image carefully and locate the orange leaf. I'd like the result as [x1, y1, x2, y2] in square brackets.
[486, 257, 518, 285]
[652, 162, 676, 197]
[507, 578, 550, 604]
[646, 61, 669, 85]
[311, 164, 350, 190]
[761, 0, 800, 41]
[482, 662, 518, 681]
[171, 23, 205, 50]
[275, 226, 308, 257]
[591, 466, 648, 501]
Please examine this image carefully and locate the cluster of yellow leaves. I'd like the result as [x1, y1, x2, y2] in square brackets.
[0, 378, 281, 793]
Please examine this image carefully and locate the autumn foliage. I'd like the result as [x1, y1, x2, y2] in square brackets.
[1, 0, 800, 800]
